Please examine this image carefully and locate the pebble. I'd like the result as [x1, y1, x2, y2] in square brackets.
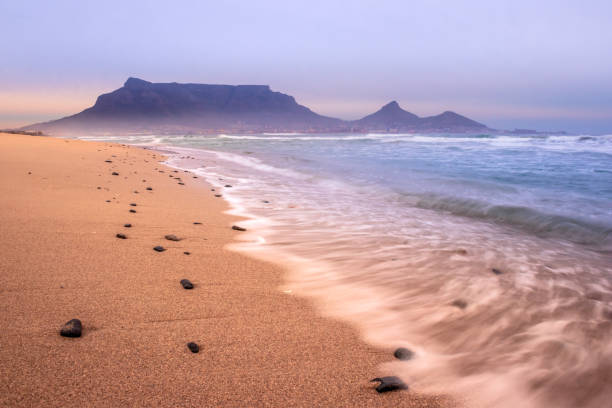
[106, 200, 111, 203]
[153, 246, 166, 252]
[129, 203, 137, 207]
[224, 185, 232, 188]
[129, 209, 136, 213]
[116, 233, 127, 239]
[112, 172, 119, 176]
[178, 182, 184, 185]
[232, 225, 246, 231]
[370, 376, 408, 393]
[105, 160, 112, 163]
[492, 268, 503, 275]
[146, 187, 153, 191]
[180, 279, 194, 289]
[165, 234, 181, 241]
[193, 222, 202, 225]
[214, 194, 222, 197]
[60, 319, 82, 338]
[184, 251, 191, 255]
[97, 186, 101, 190]
[393, 348, 414, 361]
[451, 299, 468, 309]
[124, 223, 132, 228]
[187, 342, 199, 353]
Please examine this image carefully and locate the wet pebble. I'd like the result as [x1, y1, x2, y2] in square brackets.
[60, 319, 82, 338]
[370, 376, 408, 393]
[180, 279, 194, 289]
[393, 348, 414, 361]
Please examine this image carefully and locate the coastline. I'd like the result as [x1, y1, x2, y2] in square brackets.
[0, 133, 454, 407]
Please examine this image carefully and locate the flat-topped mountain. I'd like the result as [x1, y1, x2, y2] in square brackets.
[24, 78, 489, 134]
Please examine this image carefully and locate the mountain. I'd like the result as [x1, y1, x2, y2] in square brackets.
[351, 102, 487, 132]
[352, 101, 420, 130]
[23, 78, 489, 134]
[25, 78, 344, 135]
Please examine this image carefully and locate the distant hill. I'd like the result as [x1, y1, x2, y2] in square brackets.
[24, 78, 489, 135]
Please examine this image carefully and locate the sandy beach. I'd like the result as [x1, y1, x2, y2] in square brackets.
[0, 133, 453, 407]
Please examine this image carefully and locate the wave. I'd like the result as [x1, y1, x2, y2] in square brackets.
[416, 194, 612, 249]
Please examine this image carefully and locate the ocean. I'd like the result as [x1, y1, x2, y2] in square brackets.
[79, 132, 612, 408]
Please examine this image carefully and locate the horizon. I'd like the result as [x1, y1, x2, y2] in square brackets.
[1, 1, 611, 134]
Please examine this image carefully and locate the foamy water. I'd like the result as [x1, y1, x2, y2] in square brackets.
[82, 132, 612, 407]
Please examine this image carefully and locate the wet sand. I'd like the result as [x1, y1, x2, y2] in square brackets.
[0, 133, 454, 407]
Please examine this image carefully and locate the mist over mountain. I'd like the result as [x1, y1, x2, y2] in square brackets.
[24, 78, 489, 135]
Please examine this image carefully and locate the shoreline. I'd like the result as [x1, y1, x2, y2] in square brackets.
[0, 133, 454, 407]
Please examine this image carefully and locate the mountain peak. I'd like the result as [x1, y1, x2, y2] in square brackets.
[124, 77, 152, 88]
[381, 100, 400, 110]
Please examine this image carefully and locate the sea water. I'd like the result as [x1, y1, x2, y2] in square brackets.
[81, 132, 612, 408]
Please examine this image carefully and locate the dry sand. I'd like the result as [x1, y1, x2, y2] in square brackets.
[0, 133, 454, 407]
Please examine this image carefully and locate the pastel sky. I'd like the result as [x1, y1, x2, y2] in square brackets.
[1, 0, 611, 133]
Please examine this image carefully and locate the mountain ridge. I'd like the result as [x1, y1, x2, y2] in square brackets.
[24, 78, 489, 135]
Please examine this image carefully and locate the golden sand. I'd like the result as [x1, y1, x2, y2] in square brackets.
[0, 133, 453, 407]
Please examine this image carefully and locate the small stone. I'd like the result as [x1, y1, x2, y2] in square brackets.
[60, 319, 82, 338]
[393, 348, 414, 361]
[124, 223, 132, 228]
[193, 176, 198, 178]
[262, 200, 270, 204]
[116, 233, 127, 239]
[180, 279, 194, 289]
[492, 268, 503, 275]
[451, 299, 468, 309]
[133, 190, 139, 194]
[187, 342, 199, 353]
[165, 234, 181, 241]
[211, 188, 215, 191]
[146, 187, 153, 191]
[106, 200, 111, 203]
[129, 209, 136, 213]
[224, 185, 232, 188]
[129, 203, 137, 207]
[112, 172, 119, 176]
[153, 246, 166, 252]
[97, 187, 101, 190]
[193, 222, 202, 225]
[184, 251, 191, 255]
[215, 194, 222, 197]
[370, 376, 408, 393]
[232, 225, 246, 231]
[178, 182, 184, 185]
[105, 160, 112, 163]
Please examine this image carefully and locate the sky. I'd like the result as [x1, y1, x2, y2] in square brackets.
[1, 0, 611, 133]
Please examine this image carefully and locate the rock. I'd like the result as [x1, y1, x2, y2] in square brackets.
[193, 176, 198, 178]
[232, 225, 246, 231]
[60, 319, 82, 338]
[129, 203, 137, 207]
[133, 190, 139, 194]
[451, 299, 468, 309]
[106, 200, 111, 203]
[97, 186, 101, 190]
[129, 209, 136, 213]
[165, 234, 182, 241]
[211, 189, 215, 191]
[224, 184, 232, 188]
[187, 342, 199, 353]
[105, 160, 112, 163]
[215, 194, 222, 197]
[180, 279, 194, 289]
[146, 187, 153, 190]
[124, 223, 132, 228]
[262, 200, 270, 203]
[492, 268, 503, 275]
[112, 172, 119, 176]
[193, 222, 202, 225]
[393, 348, 414, 361]
[184, 251, 191, 255]
[116, 233, 127, 239]
[153, 246, 166, 252]
[370, 376, 408, 393]
[178, 182, 185, 185]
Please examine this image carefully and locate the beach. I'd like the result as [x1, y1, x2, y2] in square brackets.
[0, 133, 452, 407]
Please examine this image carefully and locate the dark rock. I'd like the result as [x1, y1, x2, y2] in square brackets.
[451, 299, 468, 309]
[60, 319, 82, 338]
[133, 190, 139, 194]
[178, 182, 184, 185]
[492, 268, 503, 275]
[393, 348, 414, 361]
[187, 342, 199, 353]
[232, 225, 246, 231]
[153, 246, 166, 252]
[211, 188, 215, 191]
[224, 185, 232, 188]
[146, 187, 153, 190]
[180, 279, 194, 289]
[262, 200, 270, 204]
[165, 234, 182, 241]
[116, 233, 127, 239]
[193, 222, 202, 225]
[105, 160, 112, 163]
[106, 200, 111, 203]
[97, 186, 101, 190]
[370, 376, 408, 393]
[112, 172, 119, 176]
[129, 203, 137, 207]
[184, 251, 191, 255]
[215, 194, 222, 197]
[129, 209, 136, 213]
[124, 223, 132, 228]
[193, 176, 198, 178]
